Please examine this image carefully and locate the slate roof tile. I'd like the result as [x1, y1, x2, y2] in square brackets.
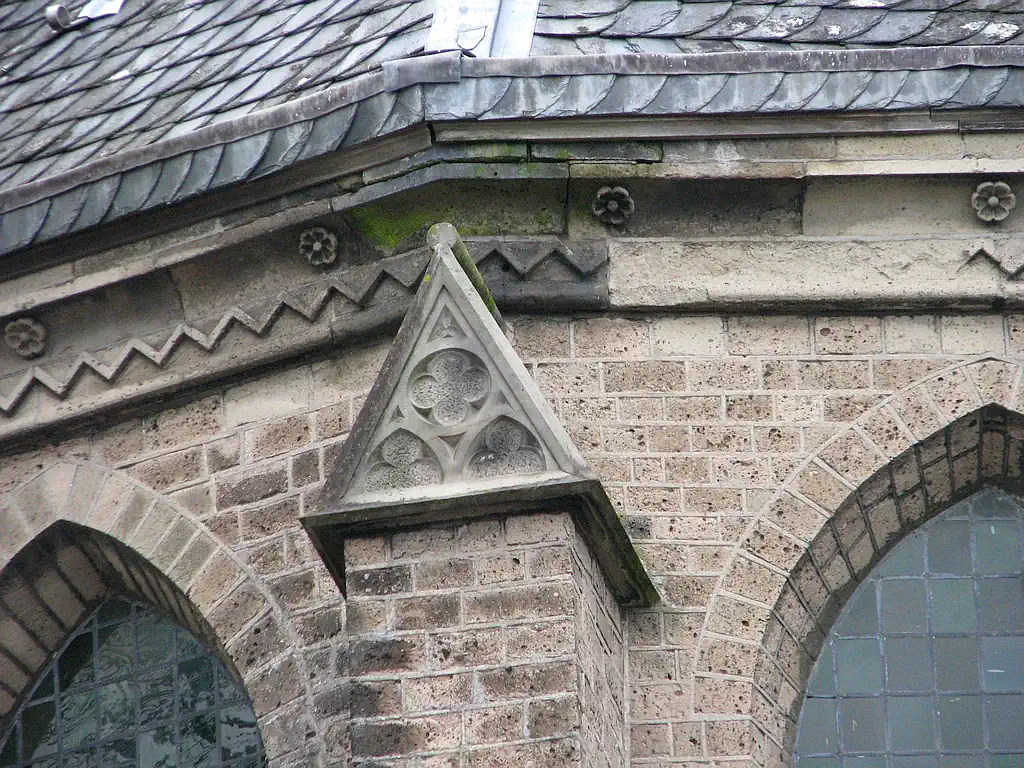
[2, 0, 1024, 257]
[0, 0, 432, 190]
[533, 0, 1024, 49]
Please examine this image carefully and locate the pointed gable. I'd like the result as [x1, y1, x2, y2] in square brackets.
[303, 223, 657, 607]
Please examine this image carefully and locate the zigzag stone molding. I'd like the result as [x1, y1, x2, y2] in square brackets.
[0, 238, 607, 443]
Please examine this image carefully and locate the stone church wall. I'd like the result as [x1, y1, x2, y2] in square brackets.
[0, 308, 1019, 765]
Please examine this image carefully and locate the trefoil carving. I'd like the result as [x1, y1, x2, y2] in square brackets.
[467, 417, 544, 480]
[364, 430, 443, 492]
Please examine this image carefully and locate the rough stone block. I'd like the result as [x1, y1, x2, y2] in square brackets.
[247, 416, 311, 462]
[813, 317, 882, 355]
[536, 362, 601, 394]
[574, 317, 649, 358]
[206, 435, 240, 472]
[393, 594, 460, 630]
[239, 496, 300, 541]
[651, 316, 725, 357]
[728, 316, 810, 356]
[479, 661, 576, 702]
[690, 360, 760, 390]
[128, 447, 204, 493]
[403, 673, 472, 714]
[465, 704, 522, 744]
[603, 361, 687, 392]
[464, 582, 575, 624]
[510, 317, 570, 360]
[527, 696, 580, 738]
[885, 315, 940, 354]
[348, 566, 413, 597]
[941, 314, 1006, 354]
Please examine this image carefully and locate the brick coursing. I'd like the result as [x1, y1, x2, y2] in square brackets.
[341, 512, 626, 766]
[0, 314, 1021, 766]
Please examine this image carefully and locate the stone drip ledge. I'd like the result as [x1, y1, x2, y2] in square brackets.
[607, 236, 1024, 311]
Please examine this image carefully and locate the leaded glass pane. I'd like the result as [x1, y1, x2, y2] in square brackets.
[0, 599, 264, 768]
[796, 488, 1024, 767]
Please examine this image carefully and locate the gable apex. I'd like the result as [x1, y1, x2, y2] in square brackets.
[304, 223, 657, 607]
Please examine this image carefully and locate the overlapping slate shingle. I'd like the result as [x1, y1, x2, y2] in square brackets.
[0, 0, 431, 189]
[533, 0, 1024, 54]
[1, 0, 1024, 258]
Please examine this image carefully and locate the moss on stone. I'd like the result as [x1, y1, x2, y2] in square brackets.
[347, 205, 436, 251]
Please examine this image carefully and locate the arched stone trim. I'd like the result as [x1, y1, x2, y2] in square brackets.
[0, 459, 323, 768]
[692, 355, 1024, 768]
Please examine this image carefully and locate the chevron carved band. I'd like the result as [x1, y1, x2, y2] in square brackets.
[0, 239, 607, 419]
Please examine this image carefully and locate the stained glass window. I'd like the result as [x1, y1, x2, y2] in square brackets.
[795, 488, 1024, 768]
[0, 598, 265, 768]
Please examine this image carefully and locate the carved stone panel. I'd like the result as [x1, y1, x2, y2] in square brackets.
[305, 224, 657, 607]
[350, 285, 555, 498]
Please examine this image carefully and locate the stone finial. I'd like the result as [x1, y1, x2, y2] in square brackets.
[591, 186, 635, 226]
[298, 226, 339, 266]
[971, 181, 1016, 223]
[4, 317, 46, 359]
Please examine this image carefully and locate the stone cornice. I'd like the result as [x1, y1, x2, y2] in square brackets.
[4, 47, 1024, 256]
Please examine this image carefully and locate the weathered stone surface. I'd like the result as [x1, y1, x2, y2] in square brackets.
[608, 238, 1015, 309]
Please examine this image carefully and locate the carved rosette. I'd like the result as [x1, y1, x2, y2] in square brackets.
[972, 182, 1016, 223]
[299, 226, 339, 266]
[4, 317, 46, 359]
[592, 186, 635, 226]
[364, 430, 443, 492]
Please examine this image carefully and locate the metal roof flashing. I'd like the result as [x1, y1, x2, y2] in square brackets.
[301, 223, 658, 608]
[45, 0, 124, 32]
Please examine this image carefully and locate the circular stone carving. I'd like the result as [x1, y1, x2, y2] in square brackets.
[467, 417, 544, 479]
[971, 181, 1016, 222]
[408, 348, 490, 427]
[592, 185, 635, 226]
[365, 430, 443, 491]
[4, 317, 46, 359]
[298, 226, 339, 266]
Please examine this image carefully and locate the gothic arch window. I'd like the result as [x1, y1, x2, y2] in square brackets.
[795, 488, 1024, 767]
[0, 597, 264, 768]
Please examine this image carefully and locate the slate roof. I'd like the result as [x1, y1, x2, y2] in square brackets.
[534, 0, 1024, 53]
[1, 0, 1024, 258]
[0, 0, 431, 192]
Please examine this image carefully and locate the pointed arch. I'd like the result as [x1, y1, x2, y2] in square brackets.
[0, 459, 322, 767]
[691, 355, 1024, 767]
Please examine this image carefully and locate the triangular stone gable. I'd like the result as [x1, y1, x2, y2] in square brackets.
[345, 253, 588, 506]
[304, 224, 657, 607]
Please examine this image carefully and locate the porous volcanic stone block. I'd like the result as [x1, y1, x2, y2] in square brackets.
[342, 513, 627, 766]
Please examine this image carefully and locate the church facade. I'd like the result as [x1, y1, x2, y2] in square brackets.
[2, 0, 1024, 766]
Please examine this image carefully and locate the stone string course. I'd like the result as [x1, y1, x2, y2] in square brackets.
[1, 312, 1023, 765]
